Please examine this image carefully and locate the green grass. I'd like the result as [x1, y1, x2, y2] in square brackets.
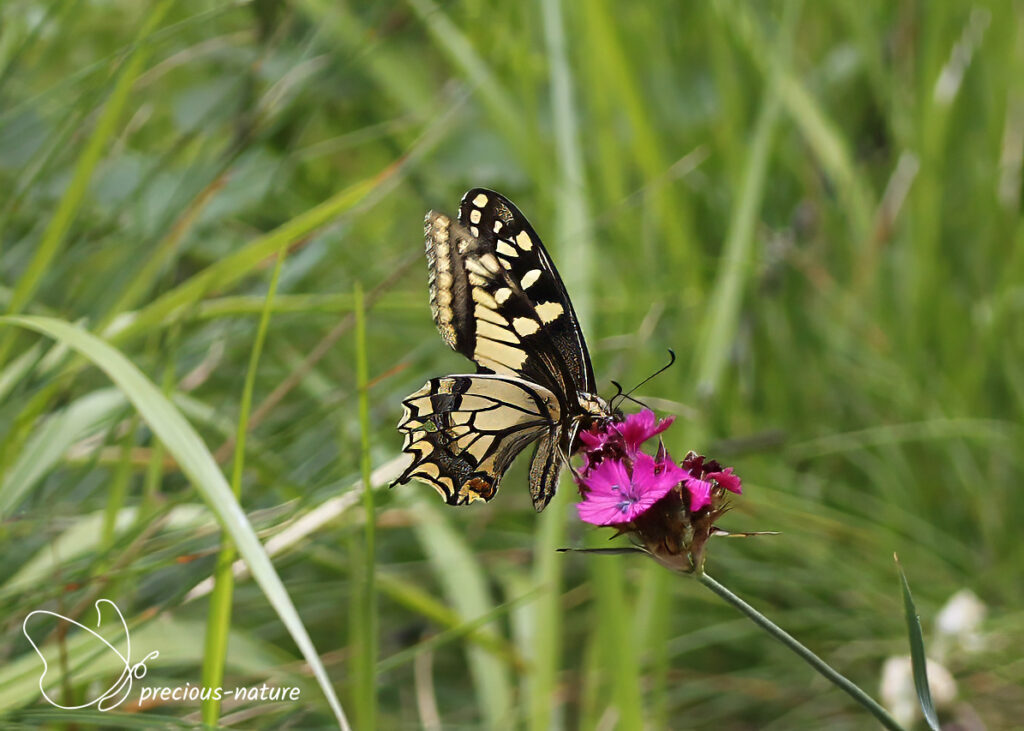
[1, 1, 1022, 728]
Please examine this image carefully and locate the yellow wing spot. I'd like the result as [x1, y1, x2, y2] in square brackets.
[418, 461, 441, 479]
[493, 221, 503, 233]
[474, 340, 528, 369]
[471, 287, 498, 309]
[477, 320, 519, 344]
[467, 436, 495, 461]
[465, 258, 490, 277]
[496, 240, 518, 258]
[474, 303, 509, 326]
[479, 254, 502, 274]
[495, 287, 512, 304]
[513, 317, 540, 336]
[472, 193, 489, 207]
[434, 240, 450, 265]
[520, 269, 542, 289]
[427, 214, 450, 242]
[516, 231, 533, 250]
[469, 209, 482, 224]
[470, 225, 480, 237]
[535, 301, 564, 323]
[407, 395, 432, 411]
[411, 440, 434, 457]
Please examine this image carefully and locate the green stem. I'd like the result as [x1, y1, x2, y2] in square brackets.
[200, 250, 286, 726]
[698, 572, 905, 731]
[354, 281, 378, 729]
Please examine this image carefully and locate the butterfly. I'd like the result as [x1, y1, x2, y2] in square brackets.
[394, 189, 615, 511]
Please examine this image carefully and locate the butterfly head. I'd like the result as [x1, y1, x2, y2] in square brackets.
[575, 391, 621, 430]
[578, 391, 613, 415]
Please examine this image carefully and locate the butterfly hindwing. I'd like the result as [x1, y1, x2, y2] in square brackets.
[527, 431, 563, 511]
[395, 375, 562, 505]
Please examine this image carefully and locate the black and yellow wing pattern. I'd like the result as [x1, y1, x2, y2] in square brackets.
[395, 188, 610, 510]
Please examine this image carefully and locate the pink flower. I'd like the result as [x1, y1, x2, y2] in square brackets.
[613, 409, 675, 455]
[578, 426, 611, 451]
[679, 453, 742, 511]
[682, 475, 713, 511]
[576, 454, 686, 525]
[707, 467, 742, 494]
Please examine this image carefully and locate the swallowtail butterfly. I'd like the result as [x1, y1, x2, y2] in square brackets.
[394, 189, 614, 511]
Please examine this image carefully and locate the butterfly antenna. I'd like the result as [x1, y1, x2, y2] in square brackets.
[612, 349, 677, 409]
[619, 392, 650, 409]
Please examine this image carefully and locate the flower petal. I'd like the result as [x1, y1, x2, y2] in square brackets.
[708, 467, 742, 494]
[632, 453, 686, 500]
[683, 475, 713, 511]
[576, 498, 634, 525]
[614, 409, 675, 454]
[580, 458, 632, 497]
[579, 427, 609, 450]
[576, 461, 640, 525]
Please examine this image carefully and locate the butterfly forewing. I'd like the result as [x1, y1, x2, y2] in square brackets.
[396, 375, 561, 505]
[425, 188, 595, 404]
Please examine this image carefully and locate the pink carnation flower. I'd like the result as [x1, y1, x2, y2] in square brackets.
[576, 454, 687, 525]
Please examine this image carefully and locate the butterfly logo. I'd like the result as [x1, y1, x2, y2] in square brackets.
[22, 598, 159, 711]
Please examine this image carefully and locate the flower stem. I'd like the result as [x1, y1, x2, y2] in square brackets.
[698, 572, 905, 731]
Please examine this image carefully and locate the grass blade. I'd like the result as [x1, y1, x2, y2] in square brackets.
[105, 174, 380, 343]
[0, 315, 350, 731]
[353, 282, 378, 729]
[895, 556, 941, 731]
[0, 389, 125, 515]
[402, 491, 513, 728]
[694, 0, 800, 397]
[200, 249, 286, 725]
[0, 0, 173, 363]
[530, 0, 595, 727]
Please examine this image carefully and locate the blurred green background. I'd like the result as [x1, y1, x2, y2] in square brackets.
[1, 0, 1021, 728]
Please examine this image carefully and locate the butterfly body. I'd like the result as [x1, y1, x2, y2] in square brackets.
[396, 189, 614, 511]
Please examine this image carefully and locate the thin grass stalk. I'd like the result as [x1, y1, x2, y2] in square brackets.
[102, 414, 137, 551]
[693, 0, 798, 398]
[544, 0, 644, 722]
[698, 572, 905, 731]
[141, 333, 178, 515]
[200, 249, 286, 725]
[532, 0, 594, 727]
[592, 555, 644, 727]
[354, 281, 378, 729]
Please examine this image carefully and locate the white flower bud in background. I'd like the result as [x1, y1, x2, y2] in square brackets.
[935, 589, 987, 655]
[880, 656, 957, 727]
